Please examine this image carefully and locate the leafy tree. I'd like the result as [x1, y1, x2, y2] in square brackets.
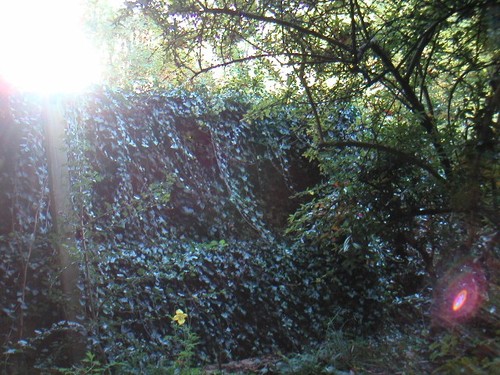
[84, 0, 172, 89]
[123, 0, 498, 273]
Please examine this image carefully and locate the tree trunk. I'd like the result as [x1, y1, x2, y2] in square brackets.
[43, 97, 80, 322]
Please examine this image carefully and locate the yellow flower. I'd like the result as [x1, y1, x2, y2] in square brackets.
[172, 309, 188, 325]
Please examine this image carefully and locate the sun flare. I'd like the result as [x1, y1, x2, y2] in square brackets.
[452, 289, 468, 312]
[0, 0, 102, 93]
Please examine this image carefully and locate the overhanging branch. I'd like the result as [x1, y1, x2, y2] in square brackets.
[319, 140, 446, 182]
[198, 6, 354, 54]
[369, 42, 453, 178]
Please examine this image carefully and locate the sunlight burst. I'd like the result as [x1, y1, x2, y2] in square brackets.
[0, 0, 102, 93]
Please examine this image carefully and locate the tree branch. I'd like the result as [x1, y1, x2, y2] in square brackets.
[191, 51, 348, 79]
[404, 22, 439, 80]
[296, 45, 324, 143]
[198, 6, 354, 54]
[349, 0, 357, 60]
[191, 54, 275, 78]
[369, 41, 453, 178]
[319, 140, 446, 182]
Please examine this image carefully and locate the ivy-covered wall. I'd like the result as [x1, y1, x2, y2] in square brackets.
[64, 88, 312, 243]
[5, 83, 479, 375]
[1, 87, 327, 369]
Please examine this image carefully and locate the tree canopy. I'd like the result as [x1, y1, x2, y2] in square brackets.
[121, 0, 498, 269]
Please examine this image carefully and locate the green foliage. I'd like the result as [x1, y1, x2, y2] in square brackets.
[65, 86, 301, 243]
[0, 95, 63, 349]
[278, 325, 429, 374]
[90, 238, 322, 364]
[57, 351, 121, 375]
[127, 0, 499, 267]
[62, 86, 323, 368]
[277, 328, 371, 375]
[0, 86, 319, 372]
[168, 321, 201, 373]
[1, 321, 89, 373]
[434, 356, 500, 375]
[286, 180, 433, 330]
[83, 0, 172, 90]
[3, 0, 499, 368]
[429, 330, 500, 375]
